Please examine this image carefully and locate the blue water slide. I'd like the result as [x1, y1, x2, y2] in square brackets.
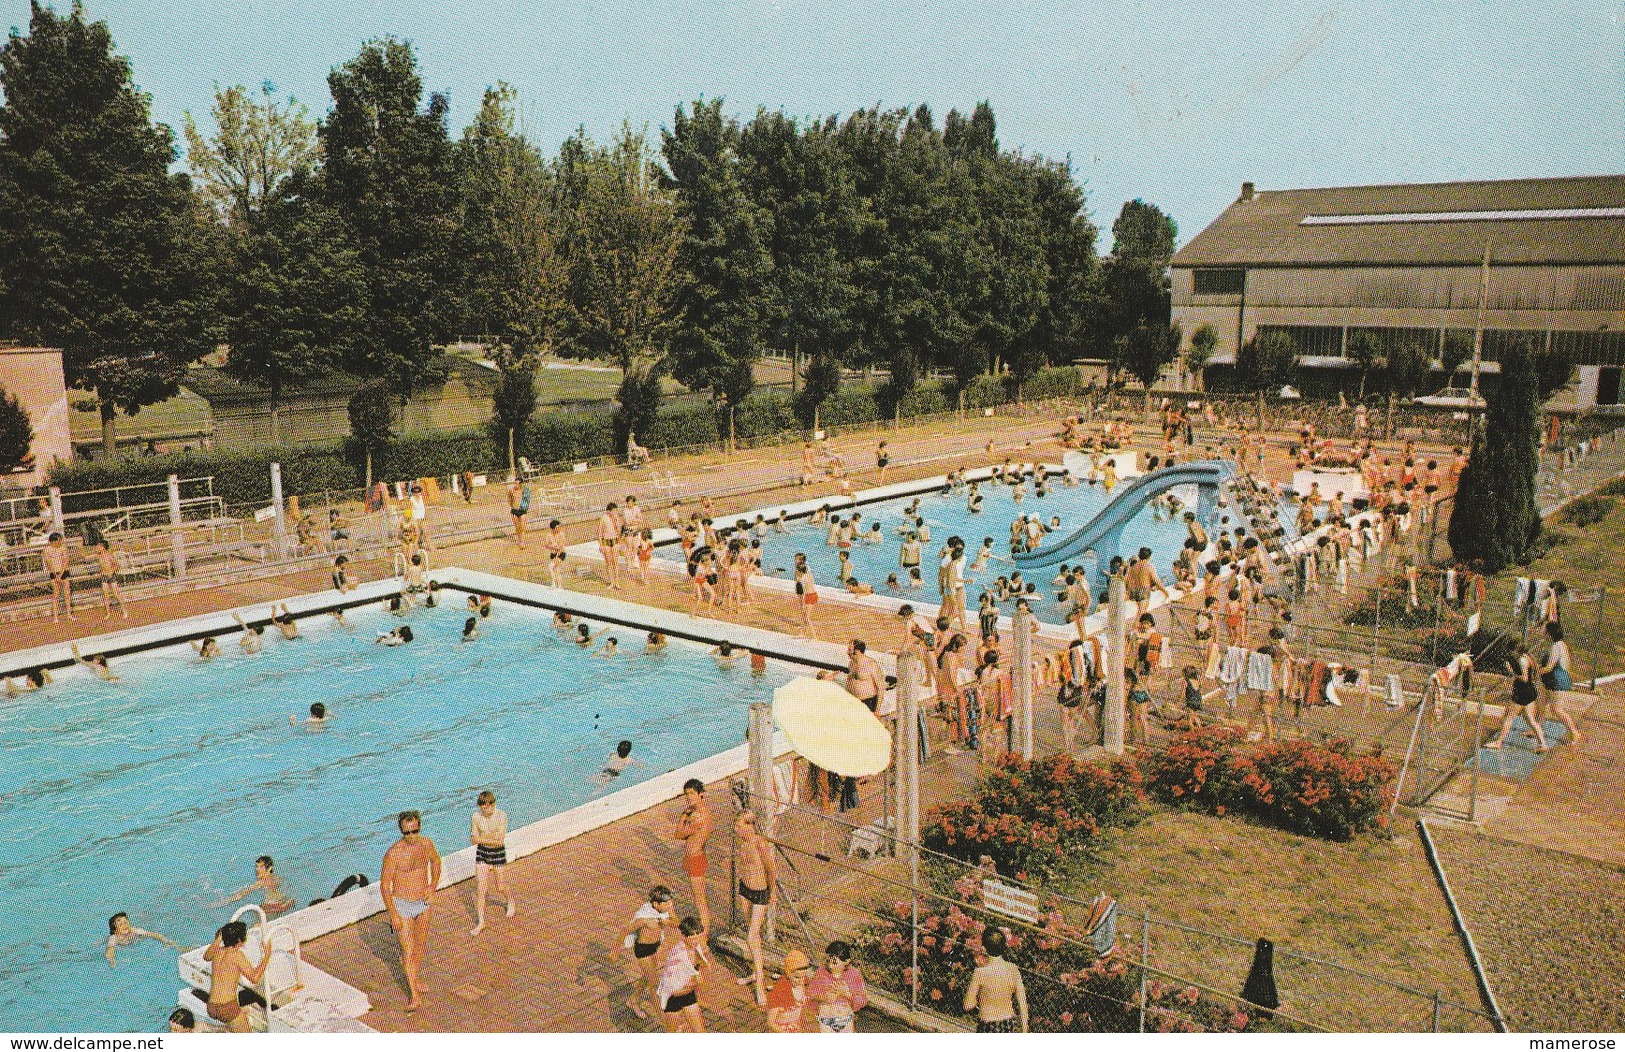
[1015, 459, 1237, 566]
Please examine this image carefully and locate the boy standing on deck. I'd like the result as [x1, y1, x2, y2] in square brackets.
[673, 779, 712, 932]
[44, 532, 73, 622]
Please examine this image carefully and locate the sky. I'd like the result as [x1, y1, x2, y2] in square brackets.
[6, 0, 1623, 241]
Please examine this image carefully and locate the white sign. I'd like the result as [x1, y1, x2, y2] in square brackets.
[981, 878, 1039, 924]
[254, 505, 278, 523]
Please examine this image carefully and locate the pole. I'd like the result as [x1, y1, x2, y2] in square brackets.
[1469, 244, 1491, 398]
[899, 650, 922, 868]
[508, 428, 516, 478]
[729, 405, 737, 454]
[1592, 586, 1606, 691]
[1105, 576, 1127, 754]
[1013, 606, 1035, 759]
[270, 462, 287, 561]
[1432, 991, 1442, 1033]
[166, 474, 187, 580]
[747, 701, 776, 941]
[1139, 909, 1151, 1033]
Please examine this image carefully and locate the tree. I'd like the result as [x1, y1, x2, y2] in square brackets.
[1236, 331, 1299, 392]
[1440, 330, 1473, 379]
[224, 170, 367, 443]
[347, 381, 395, 487]
[1184, 323, 1218, 389]
[489, 347, 536, 469]
[1448, 334, 1541, 573]
[0, 2, 220, 452]
[1111, 198, 1178, 266]
[1383, 335, 1430, 397]
[457, 84, 566, 358]
[612, 363, 663, 452]
[1346, 330, 1383, 399]
[661, 98, 771, 406]
[0, 384, 33, 470]
[320, 39, 462, 397]
[1027, 159, 1099, 378]
[184, 82, 318, 228]
[1115, 323, 1181, 397]
[558, 123, 685, 374]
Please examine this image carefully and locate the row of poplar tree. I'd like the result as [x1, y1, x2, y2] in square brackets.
[0, 2, 1183, 455]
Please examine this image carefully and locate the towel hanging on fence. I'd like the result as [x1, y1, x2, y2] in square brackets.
[1386, 673, 1404, 709]
[1245, 650, 1274, 693]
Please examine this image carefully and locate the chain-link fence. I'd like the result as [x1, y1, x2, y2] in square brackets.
[725, 788, 1497, 1032]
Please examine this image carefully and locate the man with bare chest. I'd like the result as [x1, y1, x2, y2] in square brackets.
[734, 811, 776, 1007]
[673, 779, 713, 931]
[381, 810, 442, 1012]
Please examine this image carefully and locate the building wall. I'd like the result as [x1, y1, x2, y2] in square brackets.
[0, 347, 73, 486]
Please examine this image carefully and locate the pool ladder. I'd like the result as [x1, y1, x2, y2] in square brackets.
[231, 904, 304, 1022]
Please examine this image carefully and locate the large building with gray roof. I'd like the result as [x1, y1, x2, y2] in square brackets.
[1169, 175, 1625, 406]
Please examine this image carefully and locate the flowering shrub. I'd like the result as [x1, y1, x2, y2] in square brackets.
[923, 754, 1145, 877]
[855, 890, 1256, 1033]
[1143, 731, 1394, 841]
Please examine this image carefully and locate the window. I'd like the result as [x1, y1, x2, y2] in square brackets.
[1192, 268, 1246, 295]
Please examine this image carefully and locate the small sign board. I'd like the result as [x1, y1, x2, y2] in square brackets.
[572, 462, 589, 474]
[981, 878, 1039, 924]
[254, 505, 278, 523]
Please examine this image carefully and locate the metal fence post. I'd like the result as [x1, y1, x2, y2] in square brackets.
[1432, 990, 1442, 1032]
[166, 474, 187, 580]
[47, 486, 65, 534]
[1139, 909, 1151, 1033]
[748, 701, 774, 940]
[1105, 577, 1127, 755]
[1592, 586, 1606, 691]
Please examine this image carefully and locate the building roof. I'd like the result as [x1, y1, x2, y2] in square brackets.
[1172, 175, 1625, 268]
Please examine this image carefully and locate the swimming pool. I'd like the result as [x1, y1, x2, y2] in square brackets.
[0, 586, 801, 1033]
[655, 473, 1226, 624]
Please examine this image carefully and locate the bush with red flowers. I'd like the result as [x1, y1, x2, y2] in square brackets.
[922, 753, 1145, 877]
[1142, 730, 1394, 841]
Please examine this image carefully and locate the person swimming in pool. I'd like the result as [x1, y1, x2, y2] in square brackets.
[232, 612, 265, 654]
[71, 642, 119, 682]
[219, 855, 294, 915]
[577, 623, 608, 648]
[711, 641, 742, 668]
[461, 616, 480, 642]
[270, 604, 300, 640]
[377, 625, 414, 646]
[593, 636, 621, 658]
[552, 610, 575, 633]
[291, 702, 329, 726]
[192, 637, 221, 660]
[595, 740, 642, 783]
[645, 631, 668, 654]
[105, 912, 178, 966]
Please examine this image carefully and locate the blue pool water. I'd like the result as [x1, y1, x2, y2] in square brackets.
[668, 478, 1224, 623]
[0, 597, 795, 1032]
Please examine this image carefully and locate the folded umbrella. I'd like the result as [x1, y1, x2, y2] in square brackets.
[771, 676, 892, 778]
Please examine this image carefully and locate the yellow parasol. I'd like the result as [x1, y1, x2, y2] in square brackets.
[772, 676, 893, 778]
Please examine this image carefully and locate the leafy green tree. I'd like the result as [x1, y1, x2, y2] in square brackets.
[489, 347, 537, 465]
[1383, 335, 1430, 397]
[0, 2, 220, 452]
[661, 98, 772, 406]
[1441, 330, 1473, 379]
[184, 82, 318, 228]
[558, 123, 686, 374]
[320, 39, 462, 397]
[224, 171, 367, 443]
[1236, 330, 1299, 392]
[1111, 198, 1178, 265]
[1184, 323, 1218, 389]
[1346, 329, 1383, 399]
[612, 363, 663, 451]
[738, 109, 865, 405]
[1448, 334, 1541, 572]
[1027, 159, 1099, 379]
[1116, 323, 1181, 396]
[347, 380, 395, 486]
[0, 384, 34, 470]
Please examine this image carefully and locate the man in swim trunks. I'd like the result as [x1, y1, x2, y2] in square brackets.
[43, 532, 73, 622]
[673, 779, 712, 932]
[507, 477, 527, 548]
[598, 502, 622, 589]
[220, 855, 293, 915]
[846, 639, 886, 715]
[381, 810, 441, 1012]
[734, 810, 776, 1007]
[203, 920, 268, 1032]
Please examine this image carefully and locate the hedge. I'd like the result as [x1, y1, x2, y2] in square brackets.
[46, 368, 1080, 503]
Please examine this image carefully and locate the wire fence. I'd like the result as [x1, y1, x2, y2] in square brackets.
[728, 788, 1497, 1032]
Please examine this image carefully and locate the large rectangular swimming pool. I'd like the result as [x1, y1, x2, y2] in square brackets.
[0, 592, 797, 1032]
